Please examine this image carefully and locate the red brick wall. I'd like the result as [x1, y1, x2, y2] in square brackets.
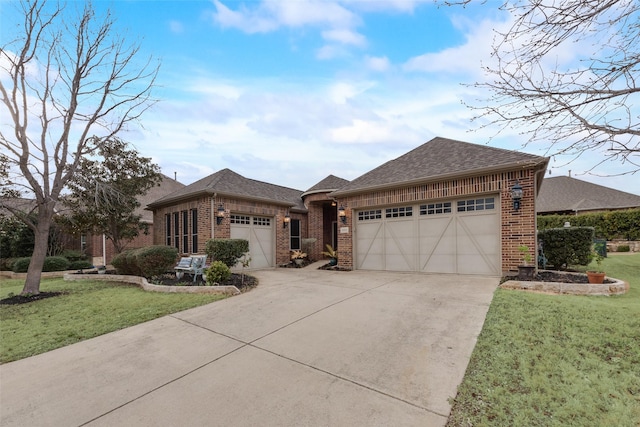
[335, 168, 541, 273]
[303, 193, 337, 261]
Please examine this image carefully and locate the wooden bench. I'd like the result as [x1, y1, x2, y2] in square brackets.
[174, 255, 207, 282]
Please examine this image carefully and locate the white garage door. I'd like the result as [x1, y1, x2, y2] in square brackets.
[355, 196, 500, 275]
[230, 214, 274, 269]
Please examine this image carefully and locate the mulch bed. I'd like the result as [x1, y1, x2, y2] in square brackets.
[1, 292, 65, 306]
[152, 273, 258, 292]
[505, 270, 614, 284]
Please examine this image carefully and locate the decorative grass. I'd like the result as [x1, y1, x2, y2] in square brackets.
[0, 278, 227, 364]
[447, 253, 640, 426]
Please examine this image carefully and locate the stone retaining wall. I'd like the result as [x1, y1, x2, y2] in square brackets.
[500, 274, 628, 296]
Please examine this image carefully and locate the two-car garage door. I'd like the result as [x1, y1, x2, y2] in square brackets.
[355, 196, 500, 275]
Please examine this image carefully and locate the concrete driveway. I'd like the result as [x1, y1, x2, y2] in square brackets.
[0, 267, 498, 427]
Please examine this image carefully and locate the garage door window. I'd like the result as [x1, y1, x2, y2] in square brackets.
[420, 202, 452, 215]
[457, 197, 495, 212]
[358, 209, 382, 221]
[231, 215, 250, 224]
[253, 217, 271, 226]
[386, 206, 413, 218]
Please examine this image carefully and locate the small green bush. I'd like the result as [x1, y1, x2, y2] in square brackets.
[538, 227, 594, 269]
[205, 261, 231, 285]
[69, 260, 94, 270]
[135, 245, 179, 278]
[12, 257, 31, 273]
[0, 258, 17, 271]
[205, 239, 249, 268]
[617, 245, 631, 252]
[42, 256, 70, 272]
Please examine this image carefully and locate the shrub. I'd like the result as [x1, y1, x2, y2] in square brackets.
[69, 260, 94, 270]
[205, 239, 249, 268]
[42, 256, 70, 272]
[537, 209, 640, 240]
[538, 227, 594, 269]
[0, 258, 17, 271]
[111, 250, 140, 275]
[125, 250, 143, 276]
[205, 261, 231, 285]
[61, 250, 88, 262]
[134, 245, 179, 278]
[617, 245, 631, 252]
[12, 257, 31, 273]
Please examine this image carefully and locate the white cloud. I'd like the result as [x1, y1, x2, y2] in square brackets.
[322, 29, 366, 47]
[169, 20, 184, 34]
[365, 55, 390, 72]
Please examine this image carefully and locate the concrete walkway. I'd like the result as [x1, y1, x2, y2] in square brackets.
[0, 267, 498, 427]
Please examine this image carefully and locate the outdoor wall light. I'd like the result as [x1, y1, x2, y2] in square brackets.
[283, 212, 291, 228]
[338, 204, 347, 224]
[511, 181, 523, 211]
[216, 204, 225, 225]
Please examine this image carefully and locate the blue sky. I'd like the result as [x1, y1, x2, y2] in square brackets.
[2, 0, 638, 195]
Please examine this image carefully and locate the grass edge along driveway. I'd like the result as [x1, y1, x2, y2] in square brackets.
[447, 253, 640, 427]
[0, 279, 227, 364]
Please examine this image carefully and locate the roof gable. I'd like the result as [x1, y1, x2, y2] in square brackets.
[149, 168, 305, 210]
[332, 137, 548, 195]
[304, 175, 350, 195]
[537, 176, 640, 213]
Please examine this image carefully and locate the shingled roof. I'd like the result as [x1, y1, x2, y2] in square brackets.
[537, 176, 640, 214]
[331, 137, 549, 196]
[303, 175, 350, 197]
[148, 168, 305, 211]
[137, 174, 185, 222]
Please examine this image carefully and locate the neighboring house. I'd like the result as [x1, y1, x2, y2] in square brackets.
[537, 176, 640, 215]
[71, 174, 185, 265]
[149, 137, 549, 275]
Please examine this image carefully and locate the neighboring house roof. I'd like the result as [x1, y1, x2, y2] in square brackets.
[0, 197, 38, 217]
[536, 176, 640, 214]
[137, 174, 185, 222]
[148, 168, 306, 211]
[302, 175, 350, 197]
[332, 137, 549, 196]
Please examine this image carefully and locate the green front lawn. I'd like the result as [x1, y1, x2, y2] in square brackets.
[447, 254, 640, 426]
[0, 278, 226, 364]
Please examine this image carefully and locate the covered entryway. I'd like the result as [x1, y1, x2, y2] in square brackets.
[355, 196, 500, 275]
[230, 214, 274, 269]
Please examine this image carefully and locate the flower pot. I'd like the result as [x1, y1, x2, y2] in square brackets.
[294, 258, 304, 266]
[517, 265, 536, 281]
[328, 258, 337, 266]
[587, 271, 605, 284]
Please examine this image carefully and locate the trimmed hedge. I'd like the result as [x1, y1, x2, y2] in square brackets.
[69, 260, 94, 270]
[135, 245, 179, 278]
[205, 239, 249, 268]
[11, 256, 71, 273]
[112, 246, 178, 278]
[537, 209, 640, 240]
[538, 227, 594, 269]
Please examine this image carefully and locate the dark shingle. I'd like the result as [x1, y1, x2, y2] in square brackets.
[332, 137, 548, 196]
[537, 176, 640, 213]
[305, 175, 350, 193]
[149, 169, 305, 210]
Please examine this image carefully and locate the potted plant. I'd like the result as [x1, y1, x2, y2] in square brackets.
[587, 250, 606, 284]
[291, 250, 307, 266]
[321, 244, 337, 266]
[517, 245, 535, 280]
[97, 265, 107, 275]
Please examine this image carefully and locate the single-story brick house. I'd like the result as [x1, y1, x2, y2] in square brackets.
[148, 137, 549, 275]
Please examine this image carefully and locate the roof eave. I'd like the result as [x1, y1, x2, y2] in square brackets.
[331, 158, 549, 198]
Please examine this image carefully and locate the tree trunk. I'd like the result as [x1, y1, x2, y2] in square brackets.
[21, 210, 53, 295]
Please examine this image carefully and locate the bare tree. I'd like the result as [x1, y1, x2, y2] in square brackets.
[446, 0, 639, 173]
[0, 0, 158, 294]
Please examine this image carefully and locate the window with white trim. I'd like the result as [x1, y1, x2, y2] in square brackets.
[358, 210, 382, 221]
[253, 216, 271, 227]
[230, 215, 250, 225]
[420, 202, 452, 215]
[457, 197, 495, 212]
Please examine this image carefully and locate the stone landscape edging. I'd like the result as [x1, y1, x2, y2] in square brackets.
[63, 273, 241, 295]
[500, 273, 629, 296]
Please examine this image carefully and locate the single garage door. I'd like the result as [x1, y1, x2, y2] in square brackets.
[230, 214, 274, 269]
[355, 196, 500, 275]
